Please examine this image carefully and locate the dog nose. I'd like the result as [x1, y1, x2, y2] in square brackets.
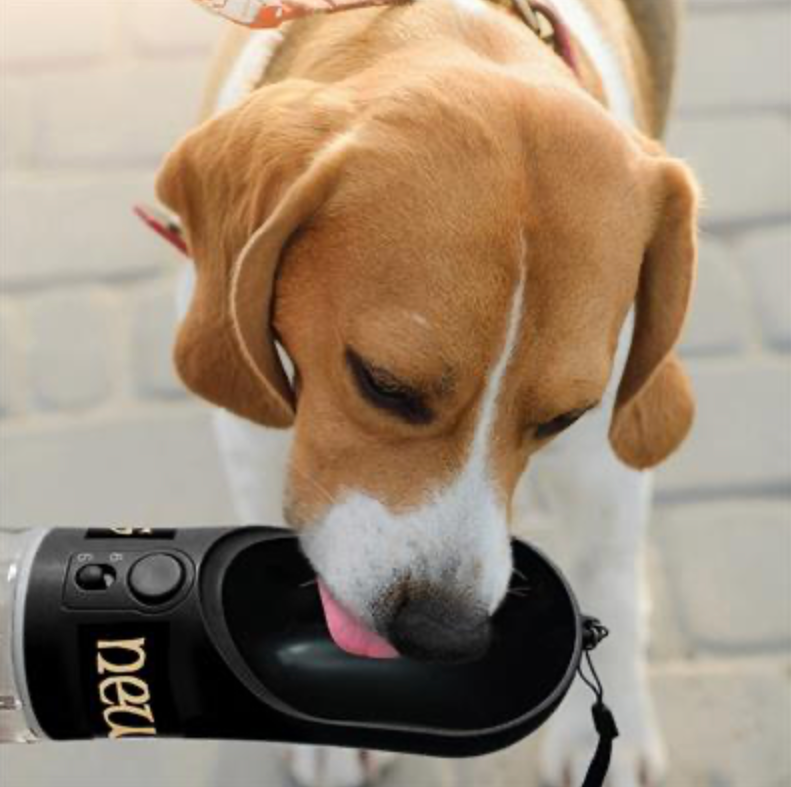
[386, 593, 492, 664]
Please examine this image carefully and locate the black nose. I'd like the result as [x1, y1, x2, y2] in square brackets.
[386, 594, 492, 664]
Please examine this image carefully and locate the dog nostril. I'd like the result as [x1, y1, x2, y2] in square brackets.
[386, 595, 492, 665]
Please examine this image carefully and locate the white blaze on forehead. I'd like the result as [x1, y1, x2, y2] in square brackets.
[299, 262, 526, 627]
[450, 0, 490, 16]
[467, 268, 525, 474]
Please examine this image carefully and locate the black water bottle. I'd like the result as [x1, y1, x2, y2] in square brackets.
[0, 522, 613, 787]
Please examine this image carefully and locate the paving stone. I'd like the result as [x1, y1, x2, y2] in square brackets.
[451, 736, 541, 787]
[428, 664, 791, 787]
[0, 0, 114, 71]
[679, 235, 753, 356]
[667, 115, 791, 224]
[131, 281, 187, 400]
[33, 60, 207, 168]
[3, 739, 450, 787]
[125, 0, 219, 55]
[652, 501, 791, 653]
[0, 300, 28, 418]
[689, 0, 790, 7]
[0, 175, 176, 289]
[677, 7, 791, 110]
[1, 77, 32, 170]
[656, 359, 791, 496]
[27, 290, 115, 411]
[0, 408, 234, 529]
[1, 739, 241, 787]
[653, 666, 791, 787]
[737, 225, 791, 352]
[380, 753, 457, 787]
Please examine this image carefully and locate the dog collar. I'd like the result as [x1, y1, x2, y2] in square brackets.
[191, 0, 579, 75]
[134, 204, 189, 256]
[511, 1, 579, 76]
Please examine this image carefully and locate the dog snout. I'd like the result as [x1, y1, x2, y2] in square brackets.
[385, 590, 492, 665]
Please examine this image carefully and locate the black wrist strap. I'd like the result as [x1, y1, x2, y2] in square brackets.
[578, 620, 619, 787]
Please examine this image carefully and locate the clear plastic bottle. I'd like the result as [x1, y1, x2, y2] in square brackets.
[0, 528, 47, 743]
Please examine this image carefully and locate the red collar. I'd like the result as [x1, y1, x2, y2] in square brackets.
[524, 1, 579, 77]
[134, 204, 189, 256]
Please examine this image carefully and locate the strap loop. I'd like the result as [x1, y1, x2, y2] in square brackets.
[592, 701, 619, 740]
[577, 617, 619, 787]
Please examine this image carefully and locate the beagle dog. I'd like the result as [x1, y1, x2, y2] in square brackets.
[156, 0, 697, 784]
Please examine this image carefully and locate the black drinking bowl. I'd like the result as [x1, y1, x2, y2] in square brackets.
[200, 527, 587, 757]
[21, 525, 607, 766]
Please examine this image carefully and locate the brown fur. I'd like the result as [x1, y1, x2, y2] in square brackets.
[156, 0, 698, 524]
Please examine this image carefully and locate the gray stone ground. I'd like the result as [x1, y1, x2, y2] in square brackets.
[1, 1, 789, 785]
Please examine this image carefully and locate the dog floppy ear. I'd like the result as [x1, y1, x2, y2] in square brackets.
[609, 152, 700, 469]
[155, 81, 354, 427]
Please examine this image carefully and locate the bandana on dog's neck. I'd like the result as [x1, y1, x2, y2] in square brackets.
[193, 0, 402, 28]
[192, 0, 579, 76]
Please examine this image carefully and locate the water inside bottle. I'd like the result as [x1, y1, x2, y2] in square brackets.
[0, 528, 45, 743]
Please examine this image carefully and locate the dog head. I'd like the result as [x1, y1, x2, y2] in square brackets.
[157, 65, 698, 662]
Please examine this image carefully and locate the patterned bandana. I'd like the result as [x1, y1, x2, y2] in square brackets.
[191, 0, 401, 28]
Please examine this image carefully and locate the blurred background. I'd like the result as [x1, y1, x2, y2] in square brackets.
[1, 0, 789, 785]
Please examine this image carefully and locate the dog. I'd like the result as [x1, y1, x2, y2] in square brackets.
[156, 0, 697, 784]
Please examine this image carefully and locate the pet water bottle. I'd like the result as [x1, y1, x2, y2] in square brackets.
[0, 523, 616, 787]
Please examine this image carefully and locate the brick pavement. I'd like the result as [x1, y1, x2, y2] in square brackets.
[1, 1, 789, 785]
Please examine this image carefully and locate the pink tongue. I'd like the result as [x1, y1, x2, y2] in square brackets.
[318, 580, 399, 659]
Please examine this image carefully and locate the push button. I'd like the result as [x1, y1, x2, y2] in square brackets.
[128, 553, 184, 604]
[76, 564, 116, 591]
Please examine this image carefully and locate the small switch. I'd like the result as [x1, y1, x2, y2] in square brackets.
[128, 554, 184, 604]
[76, 564, 116, 591]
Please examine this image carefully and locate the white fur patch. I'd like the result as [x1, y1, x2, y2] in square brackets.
[449, 0, 490, 17]
[550, 0, 635, 124]
[175, 263, 196, 323]
[300, 269, 526, 627]
[215, 27, 287, 113]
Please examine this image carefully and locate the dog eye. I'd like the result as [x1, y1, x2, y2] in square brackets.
[346, 350, 433, 425]
[534, 408, 588, 440]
